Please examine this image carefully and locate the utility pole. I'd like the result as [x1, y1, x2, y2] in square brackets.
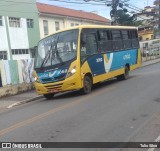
[159, 0, 160, 29]
[110, 0, 119, 25]
[84, 0, 126, 25]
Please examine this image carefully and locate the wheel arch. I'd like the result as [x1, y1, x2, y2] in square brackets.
[84, 72, 93, 84]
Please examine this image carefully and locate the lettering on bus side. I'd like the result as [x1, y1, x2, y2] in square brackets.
[96, 58, 103, 63]
[123, 54, 131, 60]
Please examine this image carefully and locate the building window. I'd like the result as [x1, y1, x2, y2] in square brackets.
[0, 51, 7, 60]
[75, 24, 79, 26]
[9, 17, 20, 27]
[43, 20, 48, 36]
[12, 49, 29, 55]
[0, 16, 3, 26]
[139, 36, 143, 41]
[71, 23, 74, 27]
[151, 35, 154, 39]
[27, 19, 34, 28]
[55, 21, 60, 31]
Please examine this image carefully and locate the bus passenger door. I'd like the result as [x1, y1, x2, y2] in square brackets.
[81, 30, 105, 77]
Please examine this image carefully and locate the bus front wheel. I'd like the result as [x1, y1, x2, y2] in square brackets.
[81, 75, 92, 94]
[44, 93, 54, 100]
[117, 66, 129, 80]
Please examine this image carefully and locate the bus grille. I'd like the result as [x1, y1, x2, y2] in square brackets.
[44, 83, 63, 91]
[41, 75, 65, 83]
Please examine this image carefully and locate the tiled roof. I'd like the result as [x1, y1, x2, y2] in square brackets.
[37, 2, 110, 23]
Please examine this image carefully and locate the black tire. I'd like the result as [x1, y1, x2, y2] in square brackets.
[44, 93, 54, 100]
[81, 75, 92, 94]
[117, 66, 129, 80]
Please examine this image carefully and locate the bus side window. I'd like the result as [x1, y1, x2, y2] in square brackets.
[98, 30, 113, 53]
[81, 32, 98, 56]
[112, 30, 124, 51]
[122, 30, 132, 49]
[129, 30, 139, 48]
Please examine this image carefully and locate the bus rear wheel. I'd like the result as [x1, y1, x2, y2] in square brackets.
[44, 93, 54, 100]
[81, 75, 92, 94]
[117, 66, 129, 80]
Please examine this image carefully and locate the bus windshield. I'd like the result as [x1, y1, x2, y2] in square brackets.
[35, 29, 79, 68]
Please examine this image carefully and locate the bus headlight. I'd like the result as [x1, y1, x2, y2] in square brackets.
[34, 76, 41, 83]
[66, 67, 76, 78]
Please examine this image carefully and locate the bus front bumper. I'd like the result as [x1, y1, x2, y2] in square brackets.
[34, 74, 82, 95]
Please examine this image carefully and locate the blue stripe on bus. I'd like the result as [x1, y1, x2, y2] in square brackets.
[108, 49, 138, 71]
[87, 49, 138, 76]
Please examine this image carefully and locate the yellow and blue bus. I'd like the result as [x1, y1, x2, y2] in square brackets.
[33, 25, 141, 99]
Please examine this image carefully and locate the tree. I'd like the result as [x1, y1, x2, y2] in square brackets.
[133, 20, 144, 27]
[116, 9, 133, 26]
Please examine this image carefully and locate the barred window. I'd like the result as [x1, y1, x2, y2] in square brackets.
[55, 21, 60, 31]
[0, 16, 3, 26]
[0, 51, 7, 60]
[71, 23, 74, 27]
[9, 17, 20, 27]
[12, 49, 29, 55]
[27, 19, 34, 28]
[43, 20, 48, 36]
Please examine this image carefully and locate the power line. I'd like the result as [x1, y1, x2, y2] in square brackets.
[120, 0, 143, 12]
[77, 0, 111, 2]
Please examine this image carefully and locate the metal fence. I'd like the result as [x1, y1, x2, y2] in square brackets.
[141, 46, 160, 62]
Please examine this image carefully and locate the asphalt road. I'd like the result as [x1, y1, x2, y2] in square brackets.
[0, 63, 160, 151]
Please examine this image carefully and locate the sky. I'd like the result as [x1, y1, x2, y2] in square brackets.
[37, 0, 155, 19]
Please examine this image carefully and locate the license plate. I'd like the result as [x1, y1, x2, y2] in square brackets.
[50, 89, 58, 93]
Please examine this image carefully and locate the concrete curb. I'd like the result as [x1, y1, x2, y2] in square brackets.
[7, 95, 44, 109]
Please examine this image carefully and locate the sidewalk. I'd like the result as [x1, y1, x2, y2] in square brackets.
[141, 57, 160, 67]
[0, 58, 160, 110]
[0, 90, 43, 110]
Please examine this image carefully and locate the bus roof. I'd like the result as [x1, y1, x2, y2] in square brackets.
[78, 25, 137, 30]
[42, 25, 138, 40]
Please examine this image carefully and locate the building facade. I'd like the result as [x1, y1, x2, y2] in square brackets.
[138, 26, 154, 41]
[133, 6, 155, 27]
[0, 0, 40, 60]
[154, 0, 160, 29]
[37, 3, 110, 39]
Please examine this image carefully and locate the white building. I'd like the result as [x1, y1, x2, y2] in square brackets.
[133, 6, 155, 26]
[0, 0, 40, 60]
[37, 3, 110, 39]
[154, 0, 160, 29]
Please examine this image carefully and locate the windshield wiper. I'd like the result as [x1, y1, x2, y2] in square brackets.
[51, 48, 64, 65]
[40, 44, 53, 69]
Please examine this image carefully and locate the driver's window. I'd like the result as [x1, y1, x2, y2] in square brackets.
[81, 32, 98, 61]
